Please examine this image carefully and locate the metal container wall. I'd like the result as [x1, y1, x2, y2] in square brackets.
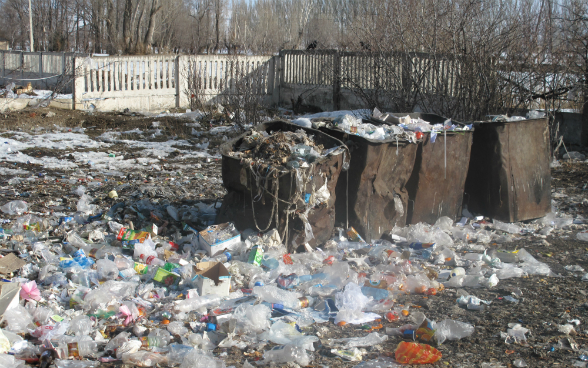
[217, 121, 349, 251]
[464, 118, 551, 222]
[406, 130, 474, 224]
[398, 113, 474, 225]
[319, 127, 418, 242]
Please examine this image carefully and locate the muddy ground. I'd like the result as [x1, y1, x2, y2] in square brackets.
[1, 107, 588, 368]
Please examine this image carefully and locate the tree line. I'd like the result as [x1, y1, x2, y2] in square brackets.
[0, 0, 586, 127]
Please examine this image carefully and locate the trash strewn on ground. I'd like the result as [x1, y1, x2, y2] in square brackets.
[0, 107, 585, 367]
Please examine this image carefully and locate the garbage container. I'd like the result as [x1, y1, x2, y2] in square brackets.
[464, 117, 551, 222]
[319, 123, 418, 242]
[217, 120, 349, 251]
[401, 113, 474, 225]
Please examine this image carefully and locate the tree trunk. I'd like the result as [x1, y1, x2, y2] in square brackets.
[106, 0, 118, 54]
[582, 69, 588, 147]
[143, 0, 162, 53]
[123, 0, 133, 52]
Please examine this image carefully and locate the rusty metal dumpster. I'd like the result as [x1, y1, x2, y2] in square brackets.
[392, 113, 474, 225]
[463, 118, 551, 222]
[319, 125, 418, 242]
[217, 120, 349, 251]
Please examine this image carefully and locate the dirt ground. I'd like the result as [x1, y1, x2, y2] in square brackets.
[1, 107, 588, 368]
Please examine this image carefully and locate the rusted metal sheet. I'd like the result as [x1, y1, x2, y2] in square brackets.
[396, 113, 473, 225]
[405, 131, 474, 224]
[464, 118, 551, 222]
[319, 127, 418, 242]
[217, 121, 349, 251]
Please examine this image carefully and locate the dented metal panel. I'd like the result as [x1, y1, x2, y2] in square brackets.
[319, 127, 418, 242]
[406, 130, 473, 225]
[464, 118, 551, 222]
[384, 113, 474, 225]
[218, 121, 349, 251]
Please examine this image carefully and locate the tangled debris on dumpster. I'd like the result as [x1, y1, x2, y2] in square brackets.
[0, 108, 586, 368]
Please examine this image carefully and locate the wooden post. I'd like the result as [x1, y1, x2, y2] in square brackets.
[333, 51, 341, 111]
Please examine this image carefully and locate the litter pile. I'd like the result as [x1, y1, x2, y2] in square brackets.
[0, 186, 574, 368]
[293, 109, 472, 142]
[0, 108, 586, 368]
[227, 128, 325, 169]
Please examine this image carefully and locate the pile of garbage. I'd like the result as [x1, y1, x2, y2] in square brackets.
[293, 109, 472, 142]
[227, 128, 325, 169]
[0, 176, 575, 367]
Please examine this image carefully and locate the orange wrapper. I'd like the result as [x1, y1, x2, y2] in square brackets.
[395, 341, 442, 364]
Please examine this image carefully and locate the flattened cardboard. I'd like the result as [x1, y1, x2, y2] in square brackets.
[0, 253, 26, 275]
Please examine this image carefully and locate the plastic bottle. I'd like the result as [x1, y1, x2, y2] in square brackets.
[261, 255, 279, 269]
[450, 267, 465, 277]
[209, 252, 231, 263]
[75, 244, 123, 259]
[249, 274, 266, 288]
[175, 295, 223, 313]
[298, 273, 327, 283]
[361, 286, 390, 300]
[140, 336, 167, 348]
[119, 268, 137, 279]
[39, 349, 56, 368]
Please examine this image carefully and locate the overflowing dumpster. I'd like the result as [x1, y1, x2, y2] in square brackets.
[318, 123, 418, 242]
[464, 118, 551, 222]
[217, 120, 350, 251]
[399, 113, 474, 225]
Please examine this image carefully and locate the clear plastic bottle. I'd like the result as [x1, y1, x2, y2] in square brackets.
[361, 286, 390, 300]
[261, 255, 279, 269]
[140, 335, 167, 348]
[298, 273, 327, 283]
[207, 252, 231, 263]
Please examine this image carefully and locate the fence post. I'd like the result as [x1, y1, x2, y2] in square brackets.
[20, 51, 24, 80]
[278, 51, 285, 107]
[176, 55, 189, 109]
[332, 51, 341, 111]
[72, 57, 76, 110]
[38, 52, 43, 87]
[402, 53, 411, 93]
[268, 55, 278, 107]
[73, 57, 86, 110]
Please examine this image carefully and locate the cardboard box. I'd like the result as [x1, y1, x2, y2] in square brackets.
[192, 262, 231, 297]
[198, 223, 241, 256]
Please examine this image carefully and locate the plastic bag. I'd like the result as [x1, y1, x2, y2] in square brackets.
[3, 305, 33, 333]
[395, 341, 442, 364]
[96, 259, 120, 280]
[68, 315, 93, 336]
[0, 200, 28, 215]
[435, 319, 474, 344]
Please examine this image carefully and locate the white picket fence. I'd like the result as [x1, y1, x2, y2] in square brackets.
[74, 54, 277, 111]
[2, 50, 466, 112]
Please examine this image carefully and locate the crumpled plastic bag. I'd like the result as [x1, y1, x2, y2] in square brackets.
[20, 281, 41, 301]
[0, 200, 28, 215]
[2, 305, 33, 333]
